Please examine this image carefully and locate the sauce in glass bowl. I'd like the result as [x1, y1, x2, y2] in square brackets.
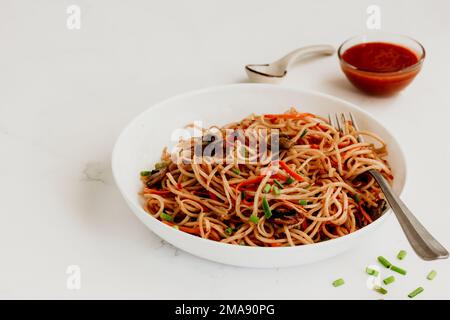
[338, 34, 425, 95]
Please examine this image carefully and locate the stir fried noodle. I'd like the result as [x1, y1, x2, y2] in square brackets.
[140, 109, 392, 247]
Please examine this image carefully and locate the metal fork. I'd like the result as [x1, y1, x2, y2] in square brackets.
[329, 112, 448, 261]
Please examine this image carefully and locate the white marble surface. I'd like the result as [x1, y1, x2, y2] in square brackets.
[1, 0, 449, 299]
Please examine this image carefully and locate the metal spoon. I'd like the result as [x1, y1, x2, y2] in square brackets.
[245, 45, 335, 84]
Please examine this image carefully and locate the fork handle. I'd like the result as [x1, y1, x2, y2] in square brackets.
[369, 169, 449, 260]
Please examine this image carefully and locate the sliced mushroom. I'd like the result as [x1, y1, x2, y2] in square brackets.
[145, 167, 168, 188]
[278, 134, 294, 150]
[365, 199, 387, 220]
[270, 208, 301, 225]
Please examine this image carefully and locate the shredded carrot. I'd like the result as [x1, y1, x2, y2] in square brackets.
[338, 141, 351, 148]
[270, 242, 282, 247]
[359, 204, 373, 223]
[264, 113, 314, 120]
[277, 161, 304, 182]
[235, 175, 265, 191]
[143, 189, 172, 195]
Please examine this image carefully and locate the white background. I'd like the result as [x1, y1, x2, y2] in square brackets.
[1, 0, 449, 299]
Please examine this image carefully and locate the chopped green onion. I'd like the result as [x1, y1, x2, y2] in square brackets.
[155, 162, 168, 170]
[299, 199, 308, 206]
[332, 278, 345, 287]
[300, 129, 308, 138]
[241, 190, 246, 200]
[383, 276, 395, 285]
[365, 267, 379, 276]
[263, 184, 271, 193]
[285, 176, 295, 185]
[408, 287, 424, 298]
[160, 212, 173, 221]
[272, 185, 281, 195]
[397, 250, 407, 260]
[231, 168, 240, 175]
[225, 227, 233, 235]
[140, 170, 151, 176]
[377, 256, 392, 268]
[273, 179, 284, 189]
[427, 270, 437, 280]
[262, 196, 272, 219]
[353, 194, 361, 203]
[390, 265, 407, 275]
[374, 286, 388, 295]
[249, 215, 260, 224]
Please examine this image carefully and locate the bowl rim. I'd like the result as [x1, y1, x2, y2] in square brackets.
[337, 32, 426, 76]
[112, 83, 407, 252]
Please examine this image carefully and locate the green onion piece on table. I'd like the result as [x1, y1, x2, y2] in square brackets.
[390, 265, 407, 275]
[377, 256, 392, 268]
[397, 250, 407, 260]
[332, 278, 345, 287]
[383, 276, 395, 285]
[366, 267, 379, 276]
[408, 287, 424, 298]
[427, 270, 437, 280]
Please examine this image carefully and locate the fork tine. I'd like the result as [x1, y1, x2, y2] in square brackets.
[348, 112, 365, 143]
[334, 114, 342, 133]
[341, 113, 348, 135]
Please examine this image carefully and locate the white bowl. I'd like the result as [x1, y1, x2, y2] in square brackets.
[112, 84, 406, 268]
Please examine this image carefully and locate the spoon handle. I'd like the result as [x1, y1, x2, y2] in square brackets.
[369, 169, 449, 260]
[274, 45, 335, 71]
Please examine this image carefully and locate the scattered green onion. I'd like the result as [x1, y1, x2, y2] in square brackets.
[285, 176, 295, 185]
[377, 256, 392, 268]
[299, 200, 308, 206]
[300, 129, 308, 138]
[397, 250, 407, 260]
[155, 162, 168, 170]
[249, 215, 260, 224]
[263, 184, 271, 193]
[353, 194, 361, 203]
[390, 265, 407, 275]
[140, 170, 151, 176]
[427, 270, 437, 280]
[262, 196, 272, 219]
[332, 278, 345, 287]
[408, 287, 424, 298]
[231, 168, 240, 175]
[241, 190, 246, 200]
[374, 286, 388, 295]
[383, 276, 395, 285]
[365, 267, 379, 276]
[272, 185, 281, 195]
[225, 227, 233, 235]
[274, 179, 284, 189]
[160, 212, 173, 222]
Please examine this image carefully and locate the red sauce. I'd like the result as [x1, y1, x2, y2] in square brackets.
[340, 42, 422, 95]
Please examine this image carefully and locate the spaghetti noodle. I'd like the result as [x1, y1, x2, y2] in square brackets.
[139, 109, 392, 247]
